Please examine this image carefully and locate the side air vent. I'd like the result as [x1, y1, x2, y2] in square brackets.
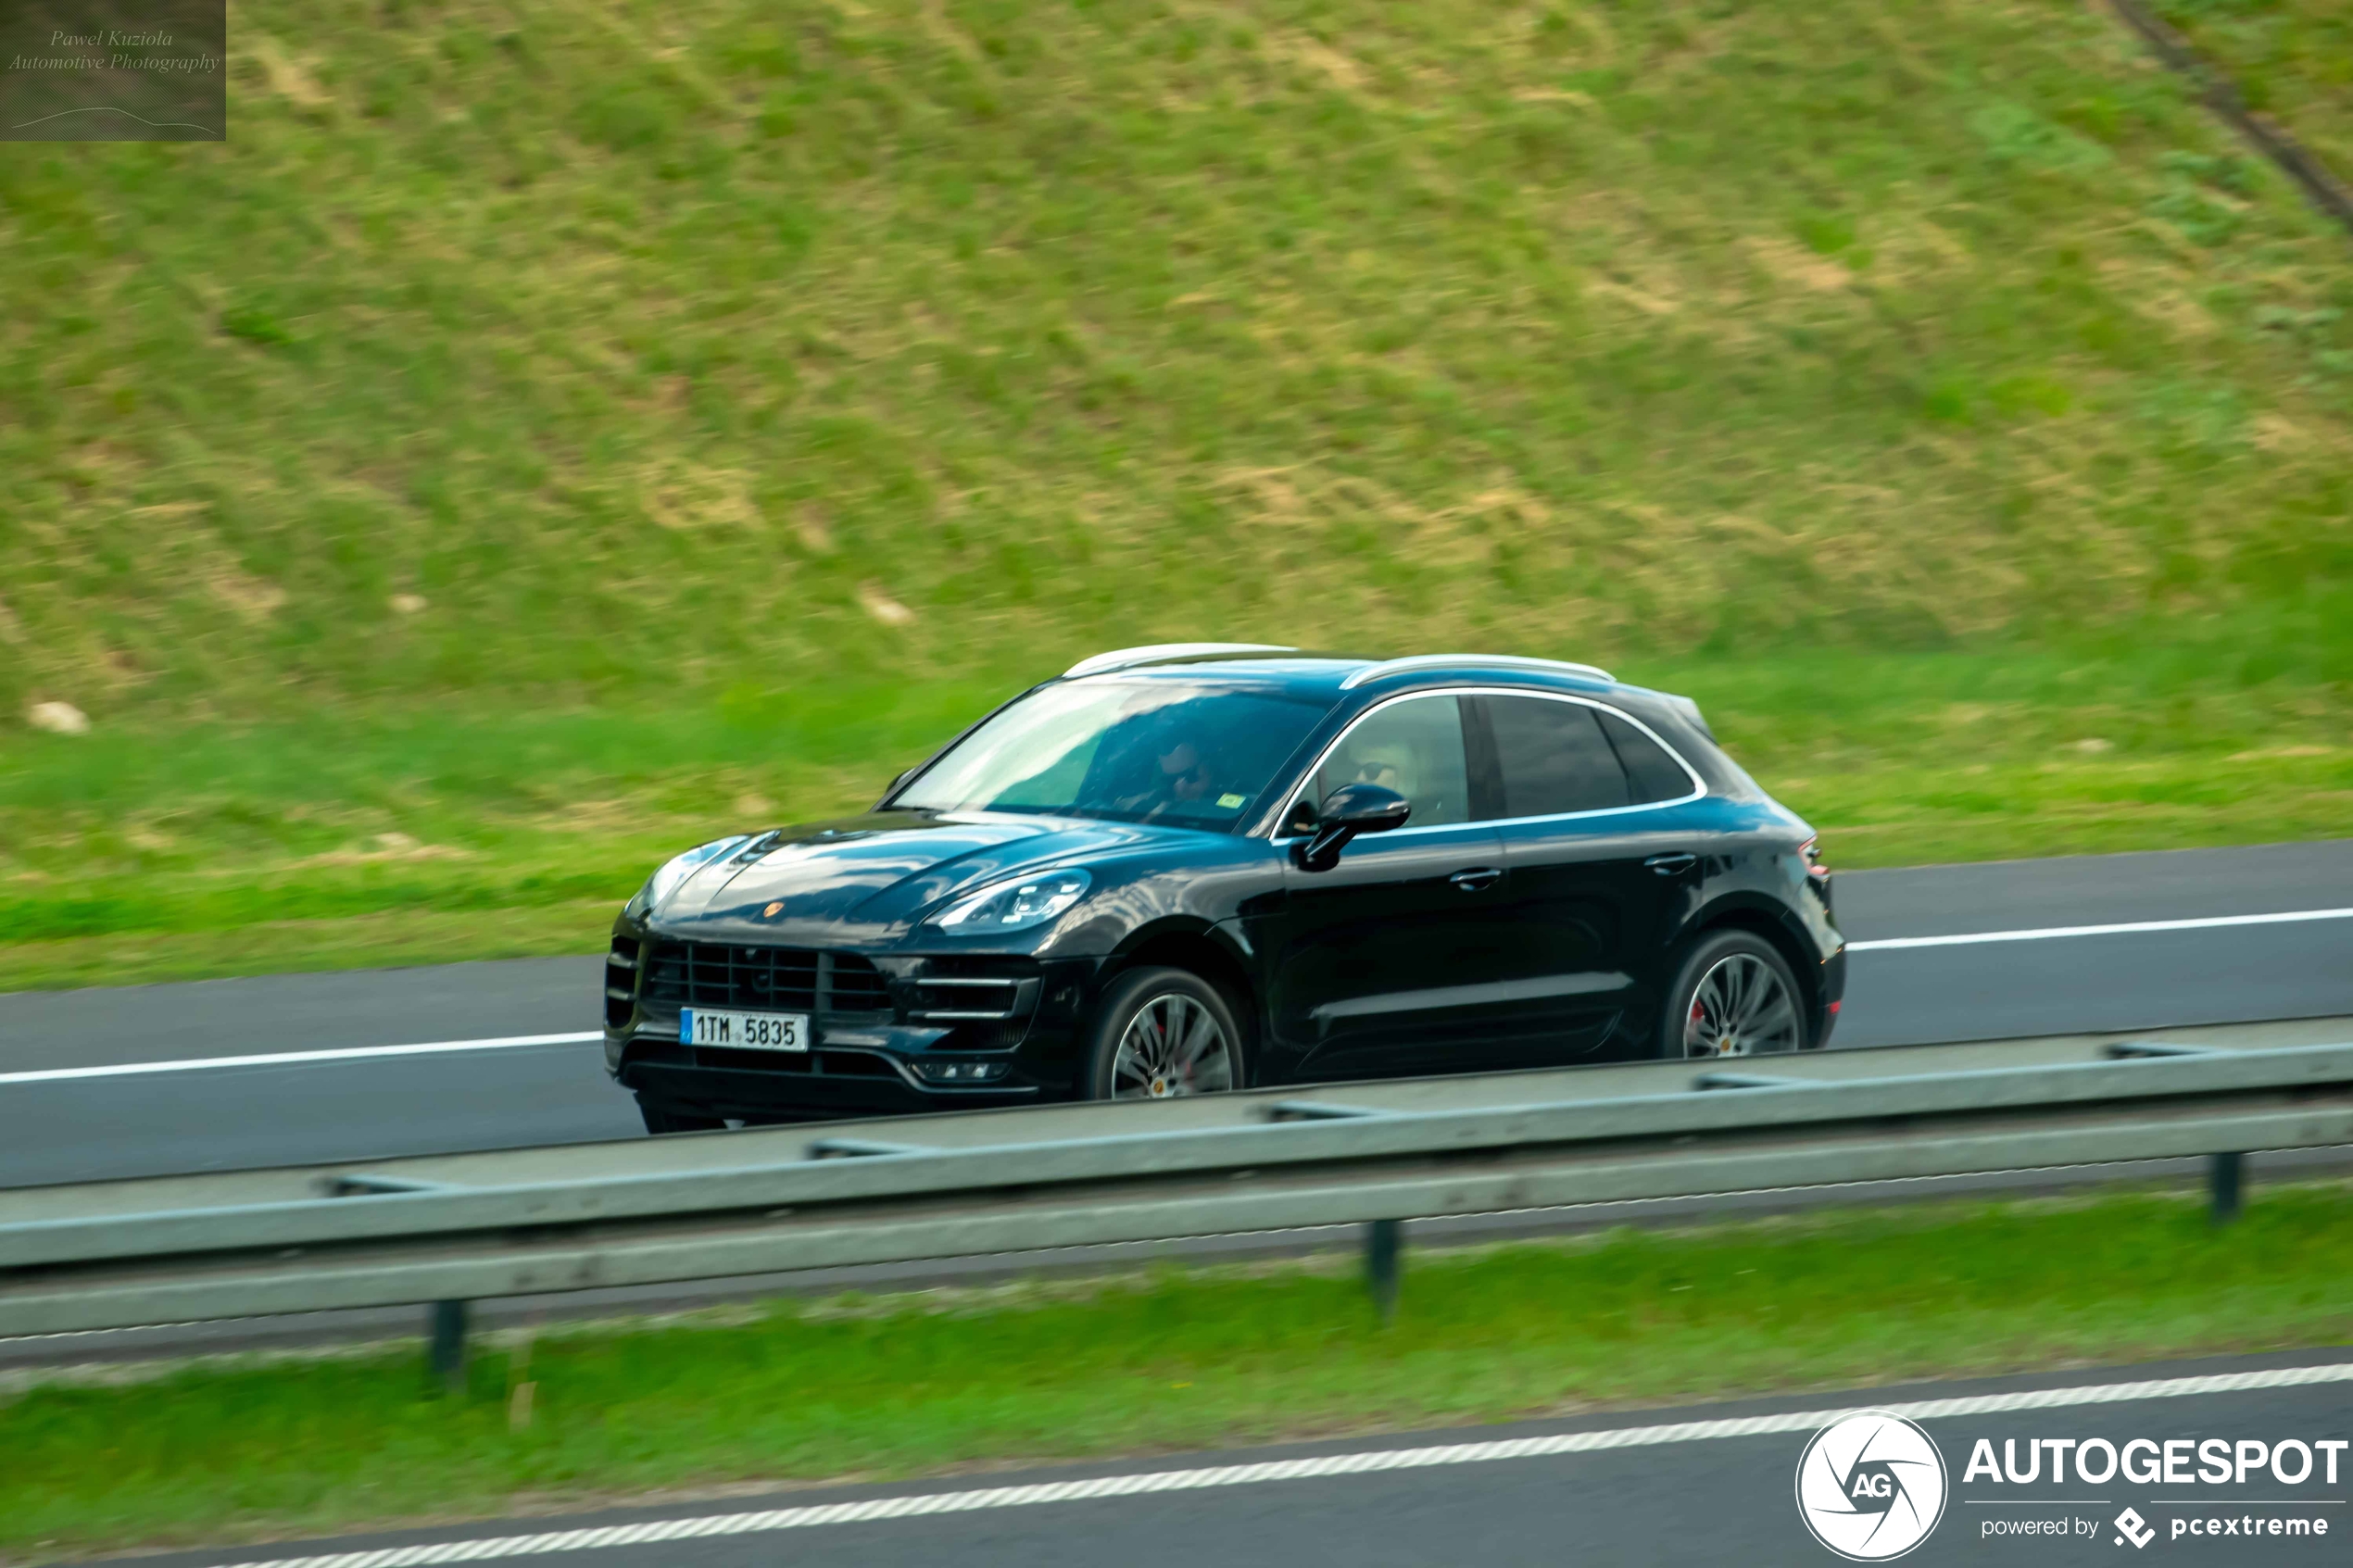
[907, 958, 1041, 1023]
[605, 935, 640, 1030]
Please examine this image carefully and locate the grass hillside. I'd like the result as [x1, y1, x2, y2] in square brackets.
[2, 0, 2349, 985]
[2153, 0, 2353, 179]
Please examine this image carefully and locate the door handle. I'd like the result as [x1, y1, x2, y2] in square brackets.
[1644, 853, 1698, 877]
[1449, 867, 1504, 893]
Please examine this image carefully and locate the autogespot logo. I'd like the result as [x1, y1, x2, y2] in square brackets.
[1795, 1411, 1950, 1561]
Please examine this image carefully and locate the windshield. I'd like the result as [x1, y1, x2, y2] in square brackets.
[894, 680, 1332, 829]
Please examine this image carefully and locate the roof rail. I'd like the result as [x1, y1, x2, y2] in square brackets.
[1062, 643, 1299, 679]
[1337, 653, 1615, 690]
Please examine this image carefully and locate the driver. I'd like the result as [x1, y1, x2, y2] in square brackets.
[1155, 740, 1215, 805]
[1113, 737, 1217, 817]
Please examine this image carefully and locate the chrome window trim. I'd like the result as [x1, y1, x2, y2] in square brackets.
[1267, 690, 1485, 846]
[1265, 685, 1706, 844]
[1337, 654, 1615, 691]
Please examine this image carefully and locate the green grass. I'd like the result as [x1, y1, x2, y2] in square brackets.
[2152, 0, 2353, 184]
[4, 622, 2348, 990]
[4, 0, 2350, 985]
[6, 1185, 2350, 1560]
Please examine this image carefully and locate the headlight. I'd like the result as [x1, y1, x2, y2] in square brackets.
[928, 869, 1092, 932]
[631, 835, 750, 915]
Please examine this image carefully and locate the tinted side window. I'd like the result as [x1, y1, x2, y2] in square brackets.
[1483, 696, 1629, 818]
[1308, 695, 1473, 829]
[1596, 709, 1694, 804]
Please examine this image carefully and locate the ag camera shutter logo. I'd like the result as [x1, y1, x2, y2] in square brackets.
[1794, 1411, 1949, 1561]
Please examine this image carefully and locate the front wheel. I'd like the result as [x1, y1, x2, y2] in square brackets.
[1658, 931, 1806, 1059]
[1082, 966, 1247, 1100]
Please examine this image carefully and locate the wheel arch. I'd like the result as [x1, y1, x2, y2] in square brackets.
[1103, 919, 1261, 1056]
[1674, 895, 1828, 1047]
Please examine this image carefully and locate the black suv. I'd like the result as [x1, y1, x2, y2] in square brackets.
[605, 646, 1845, 1131]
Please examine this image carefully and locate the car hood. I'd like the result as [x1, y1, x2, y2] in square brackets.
[650, 810, 1164, 941]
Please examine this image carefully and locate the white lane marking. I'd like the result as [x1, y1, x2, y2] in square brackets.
[199, 1361, 2353, 1568]
[11, 906, 2347, 1082]
[1848, 907, 2353, 952]
[0, 1033, 602, 1086]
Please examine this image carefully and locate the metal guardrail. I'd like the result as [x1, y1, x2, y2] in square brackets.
[3, 1028, 2349, 1381]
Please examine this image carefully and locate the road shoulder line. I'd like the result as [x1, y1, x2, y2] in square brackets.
[194, 1361, 2353, 1568]
[0, 1034, 602, 1086]
[1848, 907, 2353, 952]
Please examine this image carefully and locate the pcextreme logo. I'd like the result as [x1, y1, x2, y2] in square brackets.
[1795, 1411, 1950, 1561]
[1964, 1431, 2343, 1548]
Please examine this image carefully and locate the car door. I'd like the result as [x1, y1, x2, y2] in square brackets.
[1468, 692, 1704, 1063]
[1263, 692, 1516, 1083]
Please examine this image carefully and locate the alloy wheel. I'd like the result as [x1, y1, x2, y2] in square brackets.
[1682, 952, 1801, 1058]
[1110, 991, 1237, 1098]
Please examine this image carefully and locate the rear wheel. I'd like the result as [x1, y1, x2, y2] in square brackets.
[1658, 930, 1806, 1059]
[1082, 966, 1246, 1100]
[637, 1095, 724, 1135]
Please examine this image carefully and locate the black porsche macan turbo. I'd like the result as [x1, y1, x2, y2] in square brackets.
[605, 646, 1846, 1132]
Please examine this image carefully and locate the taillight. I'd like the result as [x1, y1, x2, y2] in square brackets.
[1800, 836, 1830, 881]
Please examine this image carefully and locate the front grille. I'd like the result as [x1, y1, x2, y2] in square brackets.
[691, 1047, 896, 1079]
[640, 939, 891, 1017]
[617, 1039, 906, 1080]
[827, 957, 891, 1010]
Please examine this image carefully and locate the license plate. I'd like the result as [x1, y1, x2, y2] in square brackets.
[679, 1008, 810, 1053]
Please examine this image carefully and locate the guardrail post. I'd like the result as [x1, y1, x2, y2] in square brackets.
[2209, 1152, 2245, 1225]
[1365, 1219, 1402, 1323]
[428, 1299, 470, 1393]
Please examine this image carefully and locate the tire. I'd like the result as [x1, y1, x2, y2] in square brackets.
[1081, 966, 1248, 1100]
[1657, 930, 1807, 1060]
[637, 1095, 724, 1135]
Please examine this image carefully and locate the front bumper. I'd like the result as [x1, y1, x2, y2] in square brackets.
[1815, 943, 1847, 1048]
[616, 1050, 1040, 1122]
[604, 918, 1101, 1119]
[1799, 862, 1845, 1049]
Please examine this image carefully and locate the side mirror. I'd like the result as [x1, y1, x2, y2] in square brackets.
[1291, 782, 1410, 872]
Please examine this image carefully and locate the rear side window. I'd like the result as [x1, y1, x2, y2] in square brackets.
[1596, 709, 1695, 804]
[1481, 696, 1629, 818]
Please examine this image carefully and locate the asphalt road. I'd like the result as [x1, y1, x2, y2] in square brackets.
[0, 840, 2348, 1188]
[91, 1348, 2353, 1568]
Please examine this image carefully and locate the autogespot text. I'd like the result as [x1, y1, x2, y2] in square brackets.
[1966, 1434, 2343, 1549]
